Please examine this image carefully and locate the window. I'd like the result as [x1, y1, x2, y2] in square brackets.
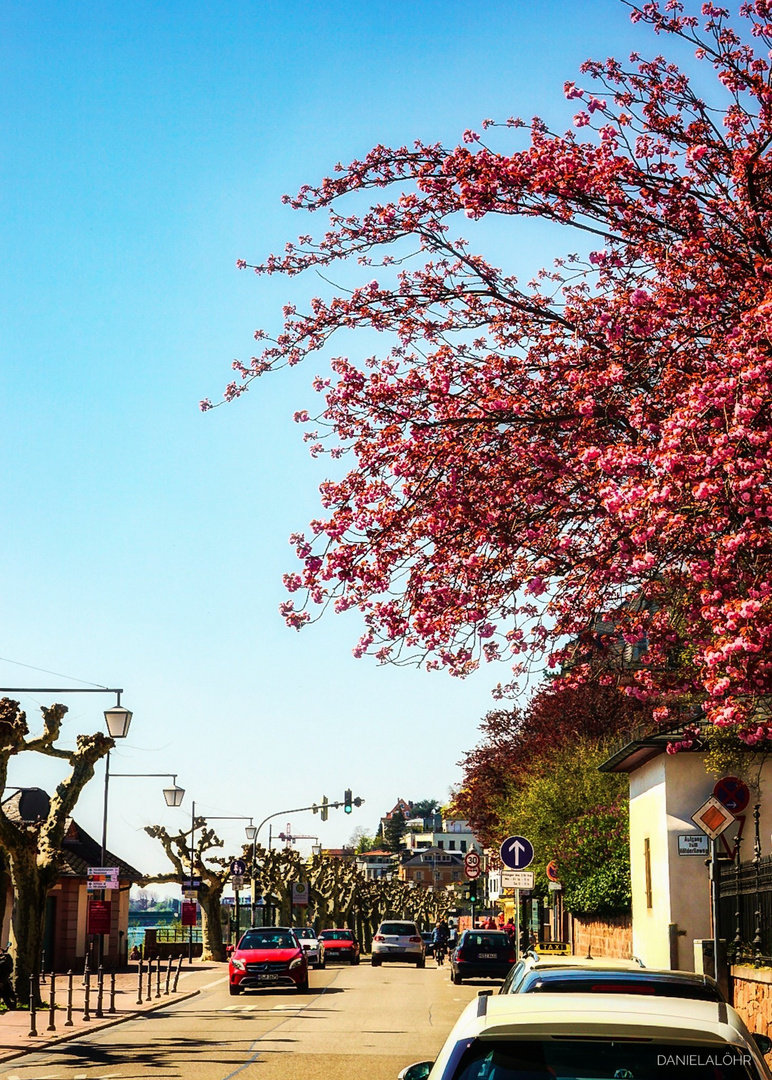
[437, 840, 444, 849]
[414, 871, 423, 881]
[449, 840, 456, 850]
[460, 840, 467, 852]
[452, 871, 460, 881]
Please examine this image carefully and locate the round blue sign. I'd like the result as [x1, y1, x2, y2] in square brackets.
[230, 858, 247, 876]
[500, 835, 534, 870]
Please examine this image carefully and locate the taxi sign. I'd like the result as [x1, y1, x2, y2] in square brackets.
[535, 941, 571, 955]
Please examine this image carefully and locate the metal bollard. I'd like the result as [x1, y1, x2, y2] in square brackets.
[155, 956, 161, 999]
[172, 953, 183, 993]
[82, 957, 89, 986]
[28, 975, 37, 1037]
[95, 966, 104, 1018]
[83, 967, 91, 1021]
[47, 972, 56, 1031]
[108, 970, 116, 1014]
[136, 959, 144, 1005]
[146, 957, 153, 1002]
[164, 956, 172, 995]
[65, 971, 74, 1026]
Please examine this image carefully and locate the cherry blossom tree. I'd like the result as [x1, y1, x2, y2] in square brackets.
[208, 2, 772, 737]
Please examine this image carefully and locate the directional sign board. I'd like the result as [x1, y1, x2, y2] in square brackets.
[230, 858, 247, 877]
[500, 836, 534, 871]
[501, 870, 534, 890]
[87, 867, 119, 891]
[692, 796, 735, 841]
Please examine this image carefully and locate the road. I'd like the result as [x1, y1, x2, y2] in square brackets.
[1, 960, 480, 1080]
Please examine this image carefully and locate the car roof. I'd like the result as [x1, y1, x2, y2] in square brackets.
[526, 967, 718, 985]
[526, 953, 643, 969]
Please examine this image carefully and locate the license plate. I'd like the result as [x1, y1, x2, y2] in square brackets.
[256, 974, 279, 981]
[479, 953, 496, 959]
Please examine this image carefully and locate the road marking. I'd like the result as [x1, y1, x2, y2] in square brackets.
[198, 975, 229, 991]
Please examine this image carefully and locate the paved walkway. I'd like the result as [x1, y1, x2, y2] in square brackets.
[0, 960, 228, 1062]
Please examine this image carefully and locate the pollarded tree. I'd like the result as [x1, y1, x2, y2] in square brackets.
[0, 699, 112, 1003]
[208, 2, 772, 740]
[144, 819, 238, 961]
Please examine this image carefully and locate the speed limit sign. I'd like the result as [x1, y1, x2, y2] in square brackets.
[464, 851, 481, 879]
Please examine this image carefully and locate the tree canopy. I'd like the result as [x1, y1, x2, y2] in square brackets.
[209, 2, 772, 737]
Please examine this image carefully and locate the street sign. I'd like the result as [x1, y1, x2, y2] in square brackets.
[536, 941, 571, 955]
[678, 834, 710, 856]
[181, 901, 197, 927]
[230, 858, 247, 877]
[500, 836, 534, 871]
[713, 775, 750, 814]
[292, 882, 309, 905]
[692, 796, 736, 841]
[501, 870, 534, 890]
[87, 867, 119, 891]
[87, 899, 112, 935]
[464, 851, 481, 879]
[182, 888, 198, 899]
[231, 875, 244, 890]
[545, 860, 560, 883]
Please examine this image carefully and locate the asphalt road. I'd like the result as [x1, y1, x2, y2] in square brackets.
[1, 960, 481, 1080]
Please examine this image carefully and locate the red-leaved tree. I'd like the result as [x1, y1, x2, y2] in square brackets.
[208, 2, 772, 737]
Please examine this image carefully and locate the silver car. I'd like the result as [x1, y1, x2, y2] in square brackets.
[294, 927, 325, 969]
[372, 920, 425, 967]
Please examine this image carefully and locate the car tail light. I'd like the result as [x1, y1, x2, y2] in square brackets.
[456, 949, 466, 961]
[374, 935, 384, 942]
[409, 936, 422, 943]
[507, 952, 516, 964]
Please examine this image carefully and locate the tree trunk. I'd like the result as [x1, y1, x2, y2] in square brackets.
[10, 847, 50, 1006]
[199, 887, 225, 962]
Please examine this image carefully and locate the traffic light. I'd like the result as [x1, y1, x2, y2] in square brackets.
[467, 881, 478, 905]
[344, 789, 353, 814]
[321, 796, 329, 822]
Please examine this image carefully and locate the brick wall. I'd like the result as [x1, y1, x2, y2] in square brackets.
[571, 914, 633, 959]
[732, 965, 772, 1039]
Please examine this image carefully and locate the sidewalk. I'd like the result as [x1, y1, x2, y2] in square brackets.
[0, 960, 227, 1063]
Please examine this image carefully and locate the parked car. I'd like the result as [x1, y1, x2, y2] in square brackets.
[294, 926, 325, 969]
[318, 928, 360, 964]
[449, 929, 516, 984]
[397, 992, 772, 1080]
[499, 952, 643, 994]
[228, 927, 309, 995]
[510, 964, 725, 1001]
[372, 920, 425, 967]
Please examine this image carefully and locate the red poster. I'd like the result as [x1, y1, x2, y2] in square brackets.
[181, 901, 198, 927]
[87, 899, 112, 935]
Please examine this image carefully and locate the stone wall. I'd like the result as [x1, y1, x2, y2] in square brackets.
[732, 965, 772, 1039]
[571, 914, 633, 959]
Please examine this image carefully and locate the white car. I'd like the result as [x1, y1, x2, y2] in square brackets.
[293, 927, 325, 969]
[398, 992, 772, 1080]
[372, 920, 425, 967]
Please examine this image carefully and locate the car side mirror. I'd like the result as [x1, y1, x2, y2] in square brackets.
[226, 945, 235, 955]
[754, 1034, 772, 1056]
[397, 1063, 433, 1080]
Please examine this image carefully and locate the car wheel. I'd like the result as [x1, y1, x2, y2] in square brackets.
[416, 956, 425, 969]
[452, 971, 462, 985]
[297, 977, 310, 993]
[371, 956, 382, 967]
[351, 955, 360, 965]
[229, 983, 241, 996]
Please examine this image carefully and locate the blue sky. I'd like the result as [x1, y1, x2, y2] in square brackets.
[1, 1, 657, 875]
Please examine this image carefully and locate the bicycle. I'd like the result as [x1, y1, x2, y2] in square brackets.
[434, 941, 447, 966]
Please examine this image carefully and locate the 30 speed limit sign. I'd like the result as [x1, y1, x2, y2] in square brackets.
[464, 851, 481, 880]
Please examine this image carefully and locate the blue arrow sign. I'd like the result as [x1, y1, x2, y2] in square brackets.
[500, 835, 534, 870]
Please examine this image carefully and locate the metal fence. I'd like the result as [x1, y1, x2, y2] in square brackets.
[718, 806, 772, 965]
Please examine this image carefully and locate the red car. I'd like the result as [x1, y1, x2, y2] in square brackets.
[229, 927, 309, 994]
[318, 928, 360, 964]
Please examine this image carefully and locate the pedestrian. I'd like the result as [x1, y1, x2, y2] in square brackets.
[129, 945, 141, 961]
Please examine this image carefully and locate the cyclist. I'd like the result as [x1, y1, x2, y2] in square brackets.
[431, 921, 450, 965]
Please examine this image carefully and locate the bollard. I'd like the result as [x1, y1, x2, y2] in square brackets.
[65, 971, 74, 1026]
[83, 967, 91, 1021]
[108, 970, 116, 1014]
[155, 955, 161, 999]
[136, 960, 144, 1006]
[172, 953, 183, 993]
[28, 975, 37, 1037]
[95, 966, 104, 1018]
[47, 972, 56, 1031]
[146, 957, 153, 1002]
[164, 956, 172, 995]
[82, 957, 89, 987]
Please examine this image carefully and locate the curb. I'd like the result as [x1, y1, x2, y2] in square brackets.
[0, 987, 201, 1063]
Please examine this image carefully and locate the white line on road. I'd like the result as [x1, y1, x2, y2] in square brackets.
[198, 975, 229, 991]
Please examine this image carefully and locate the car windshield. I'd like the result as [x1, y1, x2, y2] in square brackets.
[321, 931, 353, 940]
[295, 929, 316, 940]
[524, 974, 723, 1002]
[238, 932, 296, 950]
[449, 1039, 761, 1079]
[380, 923, 416, 936]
